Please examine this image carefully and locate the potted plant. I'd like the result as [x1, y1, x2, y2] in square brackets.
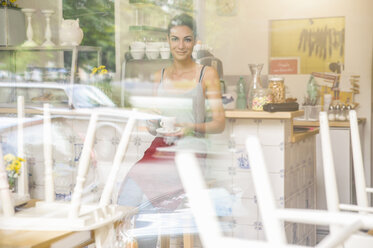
[0, 0, 26, 46]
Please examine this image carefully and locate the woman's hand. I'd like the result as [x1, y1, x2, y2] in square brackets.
[146, 119, 160, 136]
[160, 123, 194, 138]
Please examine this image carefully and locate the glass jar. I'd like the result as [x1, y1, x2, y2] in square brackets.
[251, 88, 272, 111]
[268, 76, 285, 103]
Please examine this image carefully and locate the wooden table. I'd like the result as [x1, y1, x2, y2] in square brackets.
[0, 200, 94, 248]
[0, 229, 93, 248]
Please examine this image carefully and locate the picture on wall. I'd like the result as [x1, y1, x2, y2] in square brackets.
[269, 17, 345, 74]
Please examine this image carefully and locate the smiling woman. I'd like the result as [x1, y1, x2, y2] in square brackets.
[117, 13, 225, 248]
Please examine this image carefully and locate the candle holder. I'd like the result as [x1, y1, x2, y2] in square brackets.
[21, 8, 38, 47]
[42, 9, 55, 47]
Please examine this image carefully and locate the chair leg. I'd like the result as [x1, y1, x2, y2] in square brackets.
[183, 233, 193, 248]
[161, 235, 170, 248]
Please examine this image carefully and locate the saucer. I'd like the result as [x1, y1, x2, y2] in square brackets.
[156, 127, 181, 135]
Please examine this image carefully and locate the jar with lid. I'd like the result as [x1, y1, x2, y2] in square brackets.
[251, 88, 272, 111]
[268, 76, 285, 103]
[328, 105, 335, 121]
[338, 104, 347, 121]
[346, 104, 352, 120]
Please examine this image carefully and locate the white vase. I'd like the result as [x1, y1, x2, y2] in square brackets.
[59, 18, 84, 46]
[0, 7, 26, 46]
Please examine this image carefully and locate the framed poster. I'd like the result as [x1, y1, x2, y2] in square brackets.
[270, 17, 345, 74]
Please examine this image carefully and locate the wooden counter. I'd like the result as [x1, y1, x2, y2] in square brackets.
[225, 110, 304, 119]
[208, 110, 317, 244]
[225, 110, 317, 143]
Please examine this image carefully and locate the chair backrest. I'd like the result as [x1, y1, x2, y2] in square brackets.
[59, 109, 137, 218]
[349, 110, 369, 208]
[245, 136, 287, 245]
[69, 111, 99, 218]
[319, 111, 341, 212]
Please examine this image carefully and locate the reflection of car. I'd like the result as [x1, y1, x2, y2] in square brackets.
[0, 82, 116, 109]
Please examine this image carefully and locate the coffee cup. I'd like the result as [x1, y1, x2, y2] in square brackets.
[160, 117, 176, 132]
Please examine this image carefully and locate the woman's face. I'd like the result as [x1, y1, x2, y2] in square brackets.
[168, 25, 195, 62]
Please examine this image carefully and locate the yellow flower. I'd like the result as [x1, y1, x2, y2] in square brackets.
[17, 157, 25, 162]
[99, 69, 108, 75]
[4, 153, 15, 163]
[4, 154, 24, 176]
[1, 2, 6, 6]
[91, 67, 98, 75]
[98, 65, 106, 70]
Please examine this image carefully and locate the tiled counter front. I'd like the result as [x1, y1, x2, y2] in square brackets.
[206, 114, 316, 245]
[0, 116, 153, 202]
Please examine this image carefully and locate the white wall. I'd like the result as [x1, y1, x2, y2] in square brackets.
[203, 0, 373, 186]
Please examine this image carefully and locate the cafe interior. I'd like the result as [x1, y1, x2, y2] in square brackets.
[0, 0, 373, 247]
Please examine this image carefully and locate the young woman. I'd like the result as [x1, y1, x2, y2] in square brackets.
[118, 13, 225, 247]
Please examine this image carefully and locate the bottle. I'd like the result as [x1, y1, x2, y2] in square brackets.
[236, 76, 247, 109]
[220, 79, 226, 95]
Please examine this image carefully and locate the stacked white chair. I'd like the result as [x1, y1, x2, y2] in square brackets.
[318, 111, 373, 247]
[346, 110, 371, 211]
[175, 135, 371, 248]
[0, 106, 142, 247]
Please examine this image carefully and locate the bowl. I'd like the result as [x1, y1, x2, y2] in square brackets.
[130, 41, 145, 50]
[146, 42, 160, 50]
[130, 49, 145, 60]
[159, 48, 170, 59]
[146, 49, 159, 60]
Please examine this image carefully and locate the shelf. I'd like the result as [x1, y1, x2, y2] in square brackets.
[0, 46, 102, 86]
[0, 45, 102, 52]
[129, 0, 194, 13]
[291, 128, 319, 143]
[129, 25, 167, 33]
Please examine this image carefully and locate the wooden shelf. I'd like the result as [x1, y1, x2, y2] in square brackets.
[129, 0, 194, 13]
[291, 128, 320, 143]
[0, 45, 101, 52]
[129, 25, 167, 33]
[294, 118, 366, 127]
